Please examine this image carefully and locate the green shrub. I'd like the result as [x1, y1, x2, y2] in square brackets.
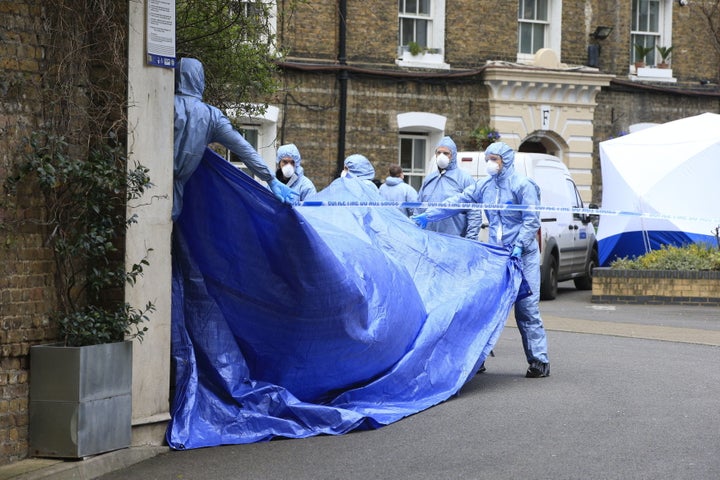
[9, 132, 155, 346]
[610, 243, 720, 271]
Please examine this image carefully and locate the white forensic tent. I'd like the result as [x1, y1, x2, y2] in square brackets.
[597, 112, 720, 266]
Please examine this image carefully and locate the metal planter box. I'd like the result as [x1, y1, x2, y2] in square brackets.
[29, 341, 133, 458]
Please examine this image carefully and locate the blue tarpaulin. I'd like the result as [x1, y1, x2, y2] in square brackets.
[167, 148, 525, 449]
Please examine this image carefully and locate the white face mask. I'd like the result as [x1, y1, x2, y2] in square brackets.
[486, 160, 501, 176]
[281, 164, 295, 178]
[340, 170, 348, 178]
[436, 153, 450, 170]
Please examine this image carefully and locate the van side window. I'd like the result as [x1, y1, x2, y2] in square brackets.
[566, 179, 583, 221]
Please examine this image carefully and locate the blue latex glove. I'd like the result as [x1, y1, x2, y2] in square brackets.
[269, 178, 300, 204]
[411, 213, 429, 229]
[511, 246, 523, 258]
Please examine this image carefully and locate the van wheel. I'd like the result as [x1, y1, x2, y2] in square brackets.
[574, 248, 598, 291]
[540, 255, 558, 300]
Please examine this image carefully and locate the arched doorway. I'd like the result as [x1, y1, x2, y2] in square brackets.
[517, 131, 563, 158]
[518, 139, 547, 153]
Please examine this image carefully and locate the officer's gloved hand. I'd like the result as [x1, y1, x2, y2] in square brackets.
[270, 178, 300, 204]
[411, 213, 429, 229]
[511, 246, 523, 258]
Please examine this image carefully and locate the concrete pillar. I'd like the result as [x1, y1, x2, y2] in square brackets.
[126, 0, 174, 445]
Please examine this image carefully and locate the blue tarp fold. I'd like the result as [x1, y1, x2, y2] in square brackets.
[167, 148, 524, 448]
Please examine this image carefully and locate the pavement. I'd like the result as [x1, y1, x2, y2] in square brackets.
[3, 283, 719, 480]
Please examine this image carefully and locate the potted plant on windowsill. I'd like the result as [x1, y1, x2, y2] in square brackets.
[407, 41, 423, 56]
[397, 43, 445, 66]
[9, 132, 154, 458]
[633, 43, 654, 69]
[656, 45, 673, 68]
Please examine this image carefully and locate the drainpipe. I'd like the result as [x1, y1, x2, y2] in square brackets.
[336, 0, 348, 176]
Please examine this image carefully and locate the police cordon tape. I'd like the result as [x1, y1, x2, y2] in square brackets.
[296, 201, 720, 225]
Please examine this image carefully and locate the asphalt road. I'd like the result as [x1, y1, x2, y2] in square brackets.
[93, 282, 720, 480]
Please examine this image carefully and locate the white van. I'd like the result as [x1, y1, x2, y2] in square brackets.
[456, 151, 598, 300]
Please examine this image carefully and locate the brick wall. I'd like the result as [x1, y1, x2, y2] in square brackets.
[0, 0, 127, 465]
[0, 0, 58, 465]
[593, 268, 720, 306]
[281, 1, 338, 61]
[445, 0, 520, 66]
[280, 0, 720, 87]
[279, 1, 720, 196]
[2, 0, 719, 466]
[277, 70, 487, 188]
[672, 3, 720, 84]
[283, 0, 523, 68]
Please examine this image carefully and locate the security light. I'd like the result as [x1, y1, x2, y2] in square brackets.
[590, 26, 613, 40]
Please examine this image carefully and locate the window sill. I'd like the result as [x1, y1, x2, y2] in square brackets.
[395, 51, 450, 70]
[515, 53, 535, 64]
[629, 66, 677, 83]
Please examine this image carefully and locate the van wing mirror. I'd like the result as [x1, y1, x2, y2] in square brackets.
[587, 203, 600, 224]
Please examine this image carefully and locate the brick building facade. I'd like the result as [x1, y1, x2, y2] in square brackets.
[255, 0, 720, 200]
[0, 1, 56, 464]
[1, 0, 720, 466]
[1, 0, 130, 465]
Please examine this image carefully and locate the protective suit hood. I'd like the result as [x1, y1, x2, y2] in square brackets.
[384, 176, 404, 187]
[436, 136, 459, 170]
[485, 141, 515, 178]
[485, 141, 514, 168]
[416, 136, 481, 238]
[175, 58, 205, 99]
[344, 154, 375, 180]
[276, 143, 302, 168]
[276, 143, 306, 177]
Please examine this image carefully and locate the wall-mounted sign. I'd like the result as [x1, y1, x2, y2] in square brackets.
[146, 0, 175, 68]
[541, 105, 551, 130]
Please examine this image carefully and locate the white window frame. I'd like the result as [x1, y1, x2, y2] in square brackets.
[398, 0, 431, 49]
[631, 0, 672, 67]
[230, 0, 277, 48]
[516, 0, 562, 64]
[227, 125, 261, 177]
[225, 105, 279, 178]
[397, 112, 446, 188]
[396, 0, 449, 69]
[399, 134, 429, 191]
